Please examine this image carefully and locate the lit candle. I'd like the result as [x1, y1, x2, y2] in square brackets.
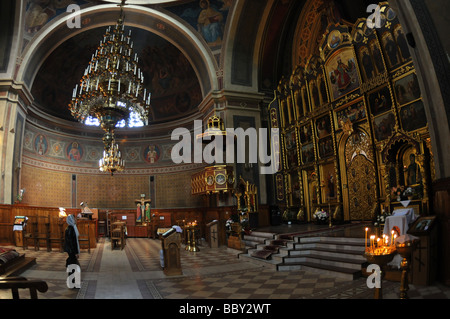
[391, 230, 394, 246]
[365, 227, 368, 248]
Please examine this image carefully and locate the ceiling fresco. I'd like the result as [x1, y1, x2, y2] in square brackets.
[26, 0, 234, 124]
[31, 25, 202, 123]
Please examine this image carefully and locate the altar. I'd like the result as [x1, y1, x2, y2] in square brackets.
[383, 208, 416, 236]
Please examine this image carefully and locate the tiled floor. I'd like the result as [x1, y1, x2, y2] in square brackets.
[1, 223, 450, 302]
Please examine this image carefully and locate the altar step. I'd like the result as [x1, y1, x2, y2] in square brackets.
[239, 233, 366, 280]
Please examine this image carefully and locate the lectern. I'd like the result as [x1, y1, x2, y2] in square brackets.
[161, 228, 182, 276]
[206, 220, 219, 248]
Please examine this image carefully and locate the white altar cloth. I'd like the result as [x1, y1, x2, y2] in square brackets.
[383, 208, 416, 236]
[383, 208, 417, 269]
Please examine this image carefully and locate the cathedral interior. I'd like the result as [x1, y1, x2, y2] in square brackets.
[0, 0, 450, 304]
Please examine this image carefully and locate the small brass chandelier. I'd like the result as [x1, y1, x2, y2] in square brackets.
[99, 136, 124, 176]
[69, 0, 150, 174]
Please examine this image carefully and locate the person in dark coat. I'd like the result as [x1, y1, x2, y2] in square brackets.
[64, 214, 80, 268]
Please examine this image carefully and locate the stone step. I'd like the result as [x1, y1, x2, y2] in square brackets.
[277, 261, 362, 280]
[281, 254, 365, 271]
[293, 242, 365, 253]
[249, 231, 276, 239]
[243, 235, 268, 244]
[237, 252, 280, 270]
[297, 236, 365, 245]
[288, 248, 366, 262]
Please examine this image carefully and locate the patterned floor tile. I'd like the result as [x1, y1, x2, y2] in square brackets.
[2, 235, 450, 300]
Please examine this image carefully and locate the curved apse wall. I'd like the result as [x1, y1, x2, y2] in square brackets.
[20, 120, 204, 209]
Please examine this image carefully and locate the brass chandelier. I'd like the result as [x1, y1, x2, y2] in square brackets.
[99, 137, 124, 175]
[69, 0, 150, 175]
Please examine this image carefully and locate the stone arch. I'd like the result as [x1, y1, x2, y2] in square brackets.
[17, 4, 219, 100]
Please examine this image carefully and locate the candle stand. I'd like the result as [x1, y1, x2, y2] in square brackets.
[396, 238, 419, 299]
[185, 223, 200, 252]
[363, 251, 396, 299]
[363, 227, 397, 299]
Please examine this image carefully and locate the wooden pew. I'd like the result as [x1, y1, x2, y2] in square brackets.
[0, 276, 48, 299]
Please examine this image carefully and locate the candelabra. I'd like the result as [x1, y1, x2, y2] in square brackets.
[364, 227, 397, 299]
[69, 0, 150, 173]
[99, 135, 124, 176]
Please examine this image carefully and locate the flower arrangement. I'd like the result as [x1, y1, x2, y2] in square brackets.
[16, 189, 25, 203]
[374, 211, 391, 227]
[225, 218, 234, 231]
[403, 187, 415, 198]
[313, 209, 329, 222]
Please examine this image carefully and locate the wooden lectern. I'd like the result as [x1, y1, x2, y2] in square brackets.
[206, 220, 219, 248]
[161, 228, 182, 276]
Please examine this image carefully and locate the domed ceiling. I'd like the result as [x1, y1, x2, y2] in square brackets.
[31, 25, 202, 124]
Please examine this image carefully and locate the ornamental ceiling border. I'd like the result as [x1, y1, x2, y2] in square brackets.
[22, 156, 205, 175]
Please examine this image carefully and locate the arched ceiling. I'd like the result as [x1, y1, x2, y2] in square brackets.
[31, 25, 202, 123]
[22, 0, 227, 125]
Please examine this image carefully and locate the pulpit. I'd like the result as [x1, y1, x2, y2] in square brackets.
[408, 216, 437, 285]
[161, 227, 182, 276]
[206, 220, 219, 248]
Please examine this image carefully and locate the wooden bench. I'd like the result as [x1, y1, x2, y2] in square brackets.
[110, 222, 126, 250]
[22, 216, 50, 251]
[0, 276, 48, 299]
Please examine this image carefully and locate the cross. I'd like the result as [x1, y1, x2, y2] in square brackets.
[135, 194, 152, 222]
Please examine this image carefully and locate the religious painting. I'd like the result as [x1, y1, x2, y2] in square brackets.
[368, 85, 393, 116]
[373, 112, 396, 142]
[144, 145, 160, 164]
[369, 39, 385, 74]
[318, 75, 328, 105]
[316, 114, 332, 139]
[327, 30, 342, 49]
[289, 171, 301, 207]
[381, 31, 400, 69]
[34, 134, 48, 156]
[50, 141, 63, 158]
[393, 24, 411, 62]
[402, 149, 422, 187]
[67, 142, 83, 162]
[318, 136, 334, 159]
[353, 29, 364, 43]
[326, 48, 361, 101]
[167, 0, 231, 48]
[385, 7, 397, 21]
[335, 99, 366, 129]
[305, 169, 318, 206]
[394, 72, 421, 106]
[358, 46, 375, 80]
[25, 0, 87, 36]
[301, 143, 315, 165]
[320, 162, 336, 200]
[300, 123, 313, 144]
[284, 129, 299, 168]
[309, 80, 321, 109]
[400, 100, 427, 132]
